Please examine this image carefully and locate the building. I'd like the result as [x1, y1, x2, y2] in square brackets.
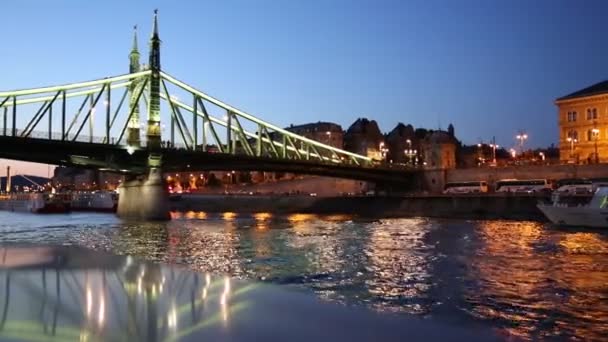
[53, 167, 123, 190]
[420, 130, 457, 169]
[385, 123, 417, 164]
[285, 121, 344, 149]
[556, 80, 608, 163]
[343, 118, 385, 160]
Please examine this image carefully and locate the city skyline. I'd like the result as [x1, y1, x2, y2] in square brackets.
[2, 0, 608, 175]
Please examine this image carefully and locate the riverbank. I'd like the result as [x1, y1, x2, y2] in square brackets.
[170, 193, 561, 220]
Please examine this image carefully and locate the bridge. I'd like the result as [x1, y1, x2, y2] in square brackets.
[0, 11, 418, 219]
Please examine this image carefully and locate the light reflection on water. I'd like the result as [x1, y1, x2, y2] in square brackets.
[0, 211, 607, 340]
[467, 221, 608, 340]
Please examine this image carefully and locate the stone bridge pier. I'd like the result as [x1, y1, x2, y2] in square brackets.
[117, 168, 170, 220]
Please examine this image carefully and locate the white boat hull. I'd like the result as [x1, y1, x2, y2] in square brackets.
[537, 204, 608, 228]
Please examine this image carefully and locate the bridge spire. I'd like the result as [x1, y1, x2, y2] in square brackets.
[149, 9, 161, 71]
[147, 9, 162, 153]
[127, 25, 141, 147]
[131, 25, 139, 54]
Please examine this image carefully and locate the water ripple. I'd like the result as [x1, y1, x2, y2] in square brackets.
[0, 211, 607, 340]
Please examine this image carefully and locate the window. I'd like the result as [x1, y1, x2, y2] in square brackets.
[567, 112, 572, 122]
[573, 111, 578, 121]
[588, 129, 593, 141]
[567, 111, 578, 122]
[587, 108, 598, 120]
[568, 130, 578, 140]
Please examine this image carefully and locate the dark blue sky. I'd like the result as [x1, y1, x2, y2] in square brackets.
[2, 0, 608, 174]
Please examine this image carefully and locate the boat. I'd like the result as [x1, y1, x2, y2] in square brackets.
[70, 191, 118, 212]
[537, 185, 608, 228]
[0, 192, 70, 213]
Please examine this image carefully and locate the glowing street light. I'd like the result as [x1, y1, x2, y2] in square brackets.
[404, 149, 417, 165]
[379, 142, 389, 162]
[477, 143, 485, 165]
[516, 132, 528, 154]
[489, 143, 499, 164]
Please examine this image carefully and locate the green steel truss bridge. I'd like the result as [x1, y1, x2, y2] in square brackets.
[0, 12, 416, 184]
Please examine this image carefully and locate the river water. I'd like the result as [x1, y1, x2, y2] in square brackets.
[0, 211, 607, 340]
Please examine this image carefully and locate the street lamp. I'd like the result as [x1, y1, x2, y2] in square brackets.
[477, 143, 484, 165]
[379, 142, 389, 162]
[516, 132, 528, 154]
[592, 127, 600, 163]
[404, 149, 417, 165]
[405, 139, 414, 165]
[489, 143, 499, 164]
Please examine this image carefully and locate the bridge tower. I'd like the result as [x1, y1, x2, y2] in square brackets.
[127, 25, 141, 146]
[147, 9, 162, 152]
[117, 10, 169, 221]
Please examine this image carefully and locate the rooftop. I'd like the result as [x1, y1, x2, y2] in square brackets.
[286, 121, 342, 132]
[557, 80, 608, 101]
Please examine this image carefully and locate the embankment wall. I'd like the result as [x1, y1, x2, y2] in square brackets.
[171, 194, 553, 221]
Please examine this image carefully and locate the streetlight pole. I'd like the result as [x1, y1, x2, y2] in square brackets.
[516, 132, 528, 154]
[379, 142, 388, 163]
[404, 148, 417, 166]
[489, 143, 499, 164]
[477, 143, 484, 165]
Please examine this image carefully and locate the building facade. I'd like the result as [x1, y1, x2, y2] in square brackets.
[343, 118, 385, 160]
[285, 121, 344, 149]
[385, 123, 418, 164]
[556, 80, 608, 163]
[420, 130, 457, 169]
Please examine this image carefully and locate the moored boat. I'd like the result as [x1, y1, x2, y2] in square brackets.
[537, 185, 608, 228]
[70, 191, 118, 212]
[0, 192, 70, 213]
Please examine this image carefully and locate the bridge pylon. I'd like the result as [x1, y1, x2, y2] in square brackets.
[127, 25, 142, 147]
[118, 11, 168, 220]
[146, 9, 162, 152]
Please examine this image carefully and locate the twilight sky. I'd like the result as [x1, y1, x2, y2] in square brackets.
[1, 0, 607, 176]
